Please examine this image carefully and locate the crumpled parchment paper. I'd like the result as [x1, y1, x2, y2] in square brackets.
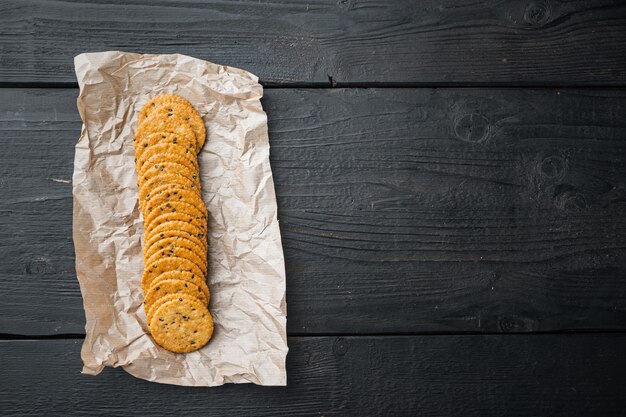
[72, 51, 287, 386]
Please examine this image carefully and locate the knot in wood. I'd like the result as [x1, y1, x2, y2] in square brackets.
[524, 1, 552, 26]
[453, 113, 491, 143]
[337, 0, 354, 11]
[24, 256, 55, 275]
[498, 316, 523, 332]
[332, 337, 349, 356]
[539, 155, 566, 181]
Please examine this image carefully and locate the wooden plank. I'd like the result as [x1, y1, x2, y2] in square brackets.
[1, 0, 625, 85]
[1, 335, 626, 416]
[1, 88, 625, 336]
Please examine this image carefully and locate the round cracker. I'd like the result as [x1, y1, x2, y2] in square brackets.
[149, 294, 214, 353]
[142, 183, 205, 210]
[135, 114, 197, 150]
[149, 270, 209, 300]
[143, 230, 207, 257]
[143, 186, 206, 219]
[146, 293, 180, 325]
[144, 236, 207, 268]
[139, 178, 201, 216]
[141, 256, 203, 293]
[144, 212, 207, 242]
[144, 279, 208, 314]
[137, 148, 198, 178]
[135, 132, 197, 162]
[143, 200, 206, 232]
[138, 156, 198, 191]
[144, 245, 207, 275]
[136, 142, 197, 168]
[145, 220, 206, 247]
[135, 150, 198, 176]
[138, 174, 198, 207]
[137, 161, 199, 188]
[148, 104, 206, 150]
[139, 94, 206, 149]
[139, 94, 196, 123]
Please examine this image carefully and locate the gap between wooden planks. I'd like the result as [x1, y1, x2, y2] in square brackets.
[0, 87, 624, 337]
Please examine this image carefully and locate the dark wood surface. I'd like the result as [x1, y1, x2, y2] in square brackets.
[1, 0, 626, 415]
[3, 335, 626, 416]
[1, 88, 625, 337]
[1, 0, 626, 85]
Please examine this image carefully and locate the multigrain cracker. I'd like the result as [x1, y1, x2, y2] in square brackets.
[138, 174, 198, 205]
[141, 256, 203, 293]
[136, 141, 197, 166]
[144, 279, 208, 313]
[142, 200, 206, 231]
[137, 150, 198, 178]
[145, 220, 206, 247]
[145, 293, 181, 325]
[138, 95, 206, 149]
[144, 236, 206, 270]
[149, 295, 214, 353]
[144, 212, 207, 242]
[138, 94, 195, 123]
[143, 192, 208, 218]
[134, 94, 212, 353]
[143, 230, 207, 256]
[149, 270, 209, 300]
[135, 132, 196, 161]
[136, 114, 197, 149]
[148, 104, 206, 150]
[144, 245, 207, 275]
[143, 187, 206, 218]
[137, 161, 199, 188]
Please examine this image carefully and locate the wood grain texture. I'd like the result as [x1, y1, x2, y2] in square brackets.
[1, 336, 626, 416]
[1, 0, 625, 85]
[1, 88, 625, 336]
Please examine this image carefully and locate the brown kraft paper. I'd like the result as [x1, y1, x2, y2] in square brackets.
[72, 51, 287, 386]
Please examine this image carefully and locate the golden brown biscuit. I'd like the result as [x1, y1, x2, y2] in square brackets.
[135, 132, 197, 162]
[138, 94, 206, 149]
[144, 279, 208, 316]
[149, 294, 213, 353]
[149, 270, 210, 301]
[141, 256, 203, 293]
[144, 220, 206, 248]
[144, 245, 207, 276]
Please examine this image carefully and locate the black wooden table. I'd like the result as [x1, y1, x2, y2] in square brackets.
[2, 1, 626, 416]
